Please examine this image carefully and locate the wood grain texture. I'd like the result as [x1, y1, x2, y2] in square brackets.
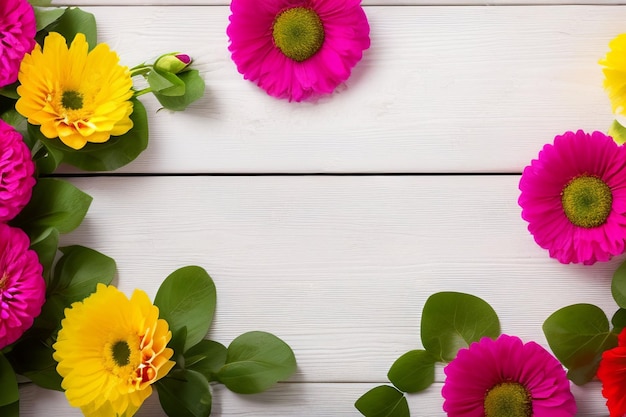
[43, 5, 621, 174]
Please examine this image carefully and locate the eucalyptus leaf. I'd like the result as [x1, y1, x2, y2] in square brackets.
[154, 70, 205, 111]
[42, 7, 97, 49]
[420, 292, 500, 362]
[185, 340, 227, 382]
[543, 303, 618, 385]
[10, 178, 92, 236]
[218, 331, 296, 394]
[156, 369, 212, 417]
[33, 7, 65, 31]
[147, 67, 186, 96]
[609, 119, 626, 145]
[355, 385, 409, 417]
[154, 266, 216, 352]
[29, 227, 59, 283]
[0, 353, 18, 407]
[387, 349, 436, 393]
[612, 259, 626, 309]
[39, 98, 149, 171]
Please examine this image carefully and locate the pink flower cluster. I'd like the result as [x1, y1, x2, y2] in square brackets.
[0, 0, 36, 88]
[0, 223, 45, 349]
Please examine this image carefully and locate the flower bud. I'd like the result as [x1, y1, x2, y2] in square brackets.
[154, 53, 192, 74]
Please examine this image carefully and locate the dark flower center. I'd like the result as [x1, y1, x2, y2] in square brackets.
[561, 175, 612, 228]
[484, 382, 532, 417]
[272, 7, 325, 62]
[61, 90, 84, 110]
[111, 340, 131, 367]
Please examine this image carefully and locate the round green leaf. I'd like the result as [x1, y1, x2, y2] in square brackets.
[40, 98, 149, 171]
[543, 303, 618, 385]
[156, 369, 212, 417]
[154, 266, 216, 352]
[387, 349, 436, 393]
[41, 7, 97, 49]
[185, 340, 227, 382]
[355, 385, 409, 417]
[612, 308, 626, 335]
[612, 260, 626, 309]
[218, 331, 297, 394]
[420, 292, 500, 362]
[33, 7, 65, 31]
[154, 70, 205, 111]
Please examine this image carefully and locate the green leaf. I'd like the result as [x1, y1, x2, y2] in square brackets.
[612, 259, 626, 309]
[154, 266, 216, 352]
[33, 7, 65, 31]
[40, 98, 149, 171]
[609, 119, 626, 145]
[0, 353, 18, 407]
[612, 308, 626, 335]
[218, 331, 297, 394]
[387, 350, 436, 393]
[42, 7, 97, 49]
[29, 227, 59, 283]
[420, 292, 500, 362]
[185, 340, 227, 382]
[1, 110, 29, 145]
[147, 67, 186, 96]
[355, 385, 409, 417]
[6, 338, 62, 391]
[543, 303, 618, 385]
[0, 401, 18, 417]
[11, 178, 92, 236]
[154, 70, 205, 111]
[29, 0, 52, 6]
[156, 369, 212, 417]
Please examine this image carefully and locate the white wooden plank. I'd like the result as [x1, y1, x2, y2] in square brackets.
[42, 5, 623, 173]
[54, 175, 620, 385]
[19, 381, 608, 416]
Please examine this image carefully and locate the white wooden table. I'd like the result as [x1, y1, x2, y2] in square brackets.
[20, 1, 625, 415]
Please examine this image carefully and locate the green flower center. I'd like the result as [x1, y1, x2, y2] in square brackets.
[484, 382, 532, 417]
[111, 340, 131, 367]
[561, 175, 612, 228]
[61, 90, 84, 110]
[272, 7, 325, 62]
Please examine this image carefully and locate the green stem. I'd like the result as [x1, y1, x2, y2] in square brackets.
[129, 64, 152, 78]
[133, 88, 152, 98]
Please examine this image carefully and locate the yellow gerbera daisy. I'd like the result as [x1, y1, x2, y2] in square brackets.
[53, 284, 175, 417]
[600, 34, 626, 116]
[16, 32, 134, 150]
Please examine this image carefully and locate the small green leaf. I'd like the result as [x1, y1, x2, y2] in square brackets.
[609, 119, 626, 145]
[185, 340, 227, 382]
[421, 292, 500, 362]
[6, 338, 62, 391]
[154, 70, 205, 111]
[156, 369, 212, 417]
[39, 98, 149, 171]
[154, 266, 216, 352]
[42, 7, 97, 49]
[612, 260, 626, 309]
[11, 178, 92, 236]
[28, 0, 52, 6]
[1, 110, 29, 145]
[0, 401, 18, 417]
[33, 7, 65, 31]
[612, 309, 626, 335]
[355, 385, 409, 417]
[0, 353, 18, 407]
[543, 303, 618, 385]
[218, 331, 296, 394]
[29, 227, 59, 283]
[387, 350, 436, 393]
[147, 67, 186, 96]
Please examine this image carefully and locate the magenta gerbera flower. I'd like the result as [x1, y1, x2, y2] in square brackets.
[0, 119, 36, 222]
[227, 0, 370, 102]
[442, 335, 576, 417]
[0, 223, 45, 349]
[0, 0, 36, 88]
[518, 130, 626, 265]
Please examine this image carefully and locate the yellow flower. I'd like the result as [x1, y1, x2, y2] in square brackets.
[53, 284, 175, 417]
[16, 32, 134, 150]
[600, 34, 626, 116]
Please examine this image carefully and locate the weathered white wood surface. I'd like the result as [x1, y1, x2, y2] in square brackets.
[20, 0, 626, 416]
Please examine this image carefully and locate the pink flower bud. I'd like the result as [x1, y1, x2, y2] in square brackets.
[154, 53, 192, 74]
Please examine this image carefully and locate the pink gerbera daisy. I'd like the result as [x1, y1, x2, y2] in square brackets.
[0, 0, 36, 87]
[0, 223, 45, 349]
[442, 335, 576, 417]
[0, 119, 36, 222]
[518, 130, 626, 265]
[227, 0, 370, 102]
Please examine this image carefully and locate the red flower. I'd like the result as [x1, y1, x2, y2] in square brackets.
[598, 328, 626, 416]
